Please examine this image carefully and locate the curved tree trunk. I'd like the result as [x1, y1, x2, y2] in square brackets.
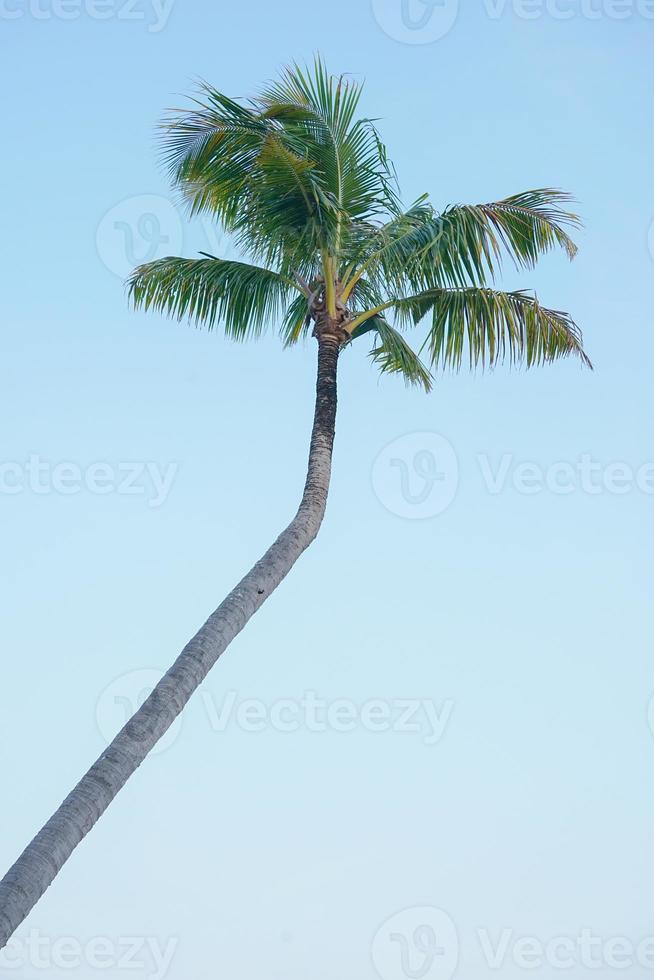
[0, 331, 342, 949]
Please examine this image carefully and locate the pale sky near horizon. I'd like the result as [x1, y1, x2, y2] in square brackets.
[1, 3, 653, 979]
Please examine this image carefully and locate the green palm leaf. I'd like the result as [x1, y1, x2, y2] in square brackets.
[427, 189, 580, 281]
[128, 256, 297, 340]
[392, 287, 591, 370]
[280, 292, 312, 346]
[342, 189, 579, 300]
[363, 316, 433, 391]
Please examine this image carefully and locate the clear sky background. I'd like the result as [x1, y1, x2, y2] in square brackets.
[1, 3, 653, 979]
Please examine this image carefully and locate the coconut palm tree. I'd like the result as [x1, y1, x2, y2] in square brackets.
[0, 59, 590, 947]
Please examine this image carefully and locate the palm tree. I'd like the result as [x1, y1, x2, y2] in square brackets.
[0, 59, 590, 947]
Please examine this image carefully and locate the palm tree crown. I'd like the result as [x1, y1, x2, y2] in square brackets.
[128, 58, 590, 390]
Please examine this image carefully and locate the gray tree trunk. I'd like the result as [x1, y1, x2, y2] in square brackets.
[0, 332, 342, 948]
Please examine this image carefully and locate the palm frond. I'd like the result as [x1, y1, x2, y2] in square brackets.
[350, 314, 432, 391]
[392, 287, 591, 370]
[435, 189, 580, 274]
[160, 88, 269, 225]
[256, 59, 399, 258]
[280, 292, 312, 346]
[128, 256, 297, 340]
[343, 189, 580, 299]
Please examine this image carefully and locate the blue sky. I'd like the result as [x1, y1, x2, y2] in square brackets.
[1, 3, 653, 979]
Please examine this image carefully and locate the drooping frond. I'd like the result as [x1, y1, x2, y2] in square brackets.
[342, 189, 580, 300]
[392, 287, 591, 371]
[467, 189, 580, 263]
[427, 189, 580, 280]
[363, 316, 433, 391]
[160, 88, 270, 225]
[280, 292, 312, 346]
[128, 256, 298, 340]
